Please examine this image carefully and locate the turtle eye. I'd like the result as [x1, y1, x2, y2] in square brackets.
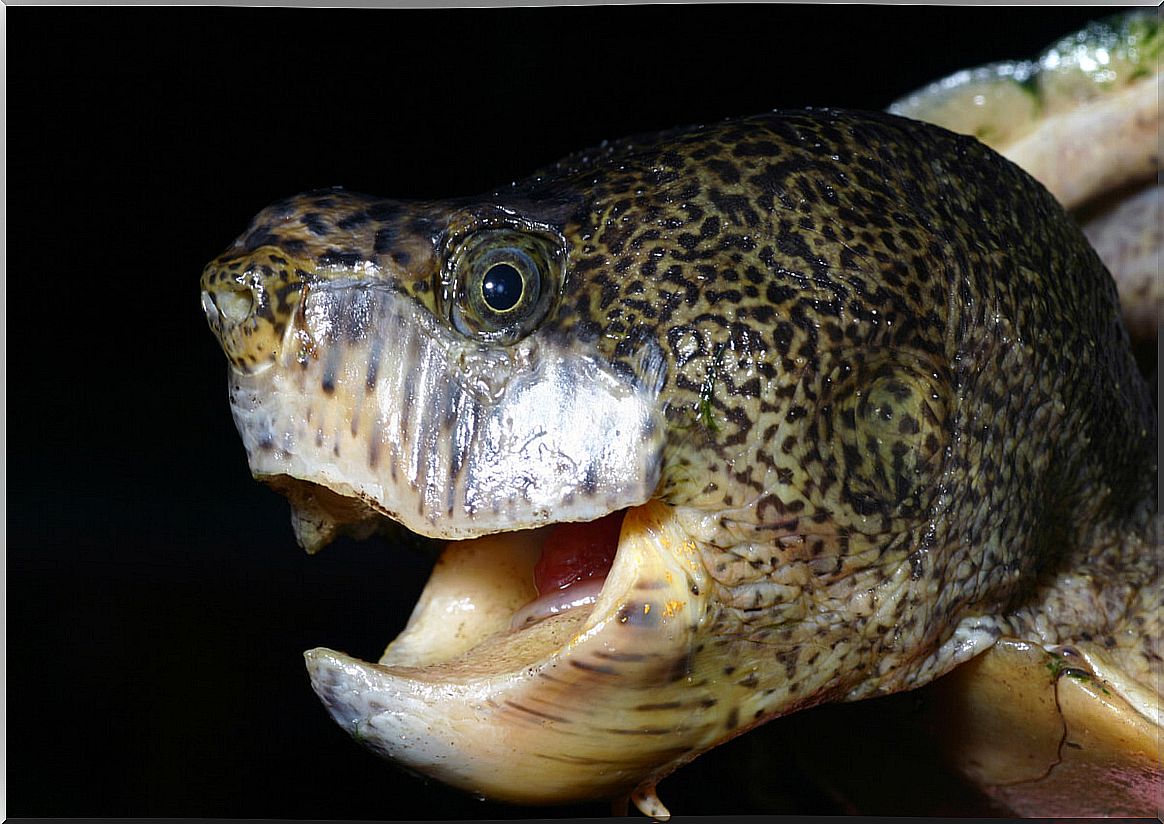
[446, 228, 562, 342]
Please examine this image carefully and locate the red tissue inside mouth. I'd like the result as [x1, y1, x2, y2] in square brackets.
[533, 510, 626, 595]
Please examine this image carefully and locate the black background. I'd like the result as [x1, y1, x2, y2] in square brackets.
[8, 5, 1120, 819]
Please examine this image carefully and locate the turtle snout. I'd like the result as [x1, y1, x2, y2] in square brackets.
[200, 247, 306, 374]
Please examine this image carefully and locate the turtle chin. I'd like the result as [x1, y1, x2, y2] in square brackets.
[304, 500, 725, 807]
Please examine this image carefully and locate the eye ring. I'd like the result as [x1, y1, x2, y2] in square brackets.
[444, 227, 563, 342]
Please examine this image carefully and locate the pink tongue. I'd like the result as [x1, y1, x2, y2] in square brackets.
[533, 511, 625, 595]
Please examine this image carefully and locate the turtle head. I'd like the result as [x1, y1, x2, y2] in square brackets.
[200, 190, 668, 547]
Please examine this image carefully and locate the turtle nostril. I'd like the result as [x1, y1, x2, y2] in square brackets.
[210, 287, 254, 325]
[200, 291, 218, 324]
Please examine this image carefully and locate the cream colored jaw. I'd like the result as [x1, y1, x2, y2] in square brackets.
[305, 501, 728, 806]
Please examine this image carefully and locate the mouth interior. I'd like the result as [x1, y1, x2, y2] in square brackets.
[512, 510, 625, 630]
[373, 509, 628, 676]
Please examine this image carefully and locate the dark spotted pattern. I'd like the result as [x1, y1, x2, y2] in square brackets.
[508, 111, 1155, 681]
[204, 108, 1157, 749]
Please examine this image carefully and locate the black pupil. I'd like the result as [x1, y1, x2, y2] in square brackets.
[481, 263, 524, 312]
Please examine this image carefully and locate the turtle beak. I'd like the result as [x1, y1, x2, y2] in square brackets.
[304, 501, 733, 807]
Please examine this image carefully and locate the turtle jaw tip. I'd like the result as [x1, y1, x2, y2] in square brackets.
[305, 648, 478, 777]
[303, 648, 389, 733]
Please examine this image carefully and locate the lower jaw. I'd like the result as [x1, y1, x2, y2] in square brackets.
[304, 500, 727, 806]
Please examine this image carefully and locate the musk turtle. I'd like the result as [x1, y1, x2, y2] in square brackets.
[200, 11, 1159, 818]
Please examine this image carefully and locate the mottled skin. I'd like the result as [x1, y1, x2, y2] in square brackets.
[202, 108, 1158, 799]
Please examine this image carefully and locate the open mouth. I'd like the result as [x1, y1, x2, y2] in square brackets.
[369, 509, 628, 674]
[303, 500, 720, 812]
[208, 272, 705, 810]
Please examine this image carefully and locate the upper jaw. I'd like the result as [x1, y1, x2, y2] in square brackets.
[227, 276, 668, 546]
